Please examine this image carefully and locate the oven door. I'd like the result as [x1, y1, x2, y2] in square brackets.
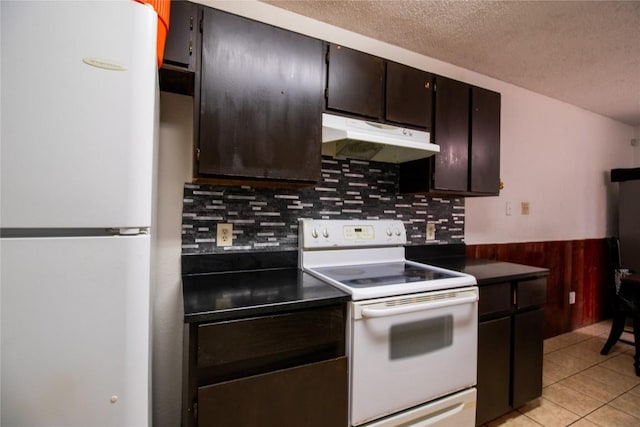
[350, 286, 478, 426]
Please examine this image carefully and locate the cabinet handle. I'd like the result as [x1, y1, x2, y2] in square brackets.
[425, 82, 430, 89]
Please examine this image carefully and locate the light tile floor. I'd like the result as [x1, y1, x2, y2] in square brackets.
[482, 320, 640, 427]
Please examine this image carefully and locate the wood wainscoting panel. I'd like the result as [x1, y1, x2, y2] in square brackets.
[466, 239, 609, 338]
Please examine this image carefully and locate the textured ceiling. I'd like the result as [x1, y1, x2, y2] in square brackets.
[262, 0, 640, 126]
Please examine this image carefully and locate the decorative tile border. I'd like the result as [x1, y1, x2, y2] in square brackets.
[182, 157, 464, 254]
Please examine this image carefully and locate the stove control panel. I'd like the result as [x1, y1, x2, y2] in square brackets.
[299, 219, 407, 249]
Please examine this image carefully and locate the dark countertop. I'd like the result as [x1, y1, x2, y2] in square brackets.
[429, 258, 549, 285]
[182, 268, 349, 323]
[405, 245, 549, 285]
[182, 247, 549, 324]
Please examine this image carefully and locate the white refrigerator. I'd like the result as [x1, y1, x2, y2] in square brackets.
[1, 1, 157, 426]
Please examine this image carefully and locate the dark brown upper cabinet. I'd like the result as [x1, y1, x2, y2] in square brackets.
[159, 0, 198, 95]
[399, 77, 501, 196]
[195, 8, 325, 183]
[470, 86, 501, 194]
[386, 61, 433, 129]
[326, 44, 384, 120]
[325, 44, 433, 130]
[432, 76, 470, 193]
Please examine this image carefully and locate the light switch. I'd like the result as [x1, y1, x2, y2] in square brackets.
[521, 202, 530, 215]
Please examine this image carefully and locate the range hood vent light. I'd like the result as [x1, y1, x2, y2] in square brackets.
[321, 113, 439, 163]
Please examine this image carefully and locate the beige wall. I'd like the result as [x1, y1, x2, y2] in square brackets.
[154, 92, 192, 427]
[152, 2, 635, 425]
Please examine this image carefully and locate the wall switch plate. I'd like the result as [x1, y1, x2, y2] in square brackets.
[217, 223, 233, 247]
[426, 223, 436, 241]
[521, 201, 530, 215]
[505, 201, 512, 216]
[569, 291, 576, 305]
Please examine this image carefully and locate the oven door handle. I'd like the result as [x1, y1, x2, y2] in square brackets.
[360, 293, 477, 318]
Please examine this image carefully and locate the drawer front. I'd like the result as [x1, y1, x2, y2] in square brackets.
[478, 282, 511, 317]
[197, 305, 344, 373]
[198, 357, 348, 427]
[516, 278, 547, 310]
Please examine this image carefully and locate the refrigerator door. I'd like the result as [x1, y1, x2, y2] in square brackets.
[0, 1, 157, 229]
[1, 235, 151, 427]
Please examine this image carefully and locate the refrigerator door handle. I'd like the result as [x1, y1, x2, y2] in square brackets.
[111, 227, 149, 236]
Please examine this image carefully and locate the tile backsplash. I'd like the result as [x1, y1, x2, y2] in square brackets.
[182, 157, 464, 254]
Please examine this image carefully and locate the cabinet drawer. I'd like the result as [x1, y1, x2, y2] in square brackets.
[198, 357, 348, 427]
[516, 278, 547, 309]
[197, 305, 345, 381]
[479, 282, 511, 317]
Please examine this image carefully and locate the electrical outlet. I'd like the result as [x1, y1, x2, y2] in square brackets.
[569, 291, 576, 305]
[521, 201, 530, 215]
[426, 223, 436, 241]
[216, 223, 233, 247]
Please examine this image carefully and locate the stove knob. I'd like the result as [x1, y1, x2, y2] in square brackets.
[386, 228, 392, 236]
[322, 228, 329, 238]
[395, 228, 402, 236]
[311, 228, 318, 239]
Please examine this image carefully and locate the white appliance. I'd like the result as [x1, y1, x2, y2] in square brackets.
[322, 113, 440, 163]
[299, 219, 478, 427]
[1, 2, 157, 426]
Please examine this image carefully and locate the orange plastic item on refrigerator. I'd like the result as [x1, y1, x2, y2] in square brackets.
[134, 0, 171, 67]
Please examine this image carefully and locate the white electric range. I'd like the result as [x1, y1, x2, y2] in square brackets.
[299, 219, 479, 427]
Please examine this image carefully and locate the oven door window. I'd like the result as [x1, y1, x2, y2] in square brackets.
[389, 315, 453, 360]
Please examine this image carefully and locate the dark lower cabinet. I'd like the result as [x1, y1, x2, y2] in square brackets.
[512, 308, 545, 408]
[476, 277, 547, 426]
[183, 304, 348, 427]
[477, 317, 511, 425]
[198, 357, 347, 427]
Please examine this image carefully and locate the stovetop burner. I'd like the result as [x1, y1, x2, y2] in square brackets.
[314, 262, 458, 288]
[298, 219, 476, 300]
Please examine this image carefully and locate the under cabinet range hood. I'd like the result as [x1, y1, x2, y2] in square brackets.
[321, 113, 439, 163]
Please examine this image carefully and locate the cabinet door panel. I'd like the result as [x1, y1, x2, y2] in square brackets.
[516, 278, 547, 310]
[512, 308, 544, 408]
[162, 0, 196, 69]
[433, 77, 469, 192]
[198, 9, 323, 181]
[478, 282, 511, 317]
[326, 44, 384, 119]
[386, 62, 432, 129]
[197, 305, 345, 383]
[470, 87, 501, 194]
[477, 317, 511, 426]
[198, 357, 348, 427]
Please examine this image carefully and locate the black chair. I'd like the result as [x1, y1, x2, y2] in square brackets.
[600, 237, 640, 376]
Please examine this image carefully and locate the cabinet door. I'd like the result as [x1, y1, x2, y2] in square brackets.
[433, 77, 470, 192]
[470, 87, 501, 194]
[198, 357, 348, 427]
[512, 308, 544, 408]
[326, 44, 384, 119]
[162, 0, 196, 70]
[476, 317, 511, 426]
[386, 62, 433, 129]
[198, 9, 324, 181]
